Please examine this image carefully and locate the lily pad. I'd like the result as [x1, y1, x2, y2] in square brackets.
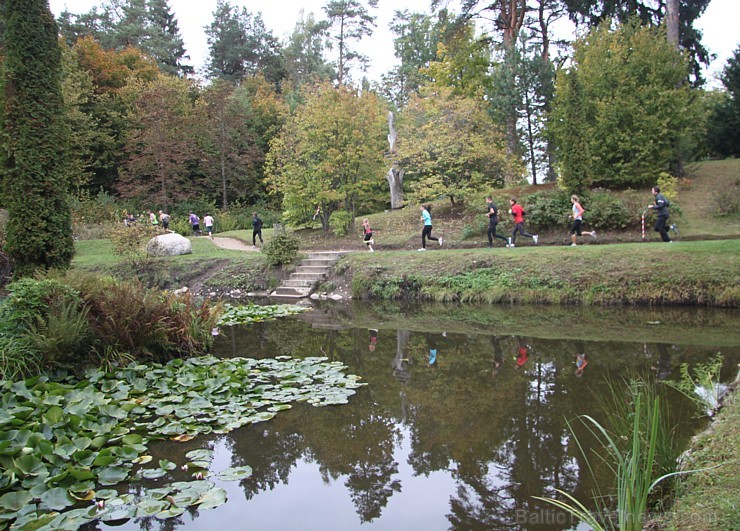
[216, 466, 253, 481]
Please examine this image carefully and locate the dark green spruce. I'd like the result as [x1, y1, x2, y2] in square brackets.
[1, 0, 74, 274]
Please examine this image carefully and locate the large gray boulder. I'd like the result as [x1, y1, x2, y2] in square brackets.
[147, 233, 192, 256]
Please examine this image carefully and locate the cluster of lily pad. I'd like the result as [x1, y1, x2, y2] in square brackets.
[216, 303, 308, 327]
[0, 354, 364, 528]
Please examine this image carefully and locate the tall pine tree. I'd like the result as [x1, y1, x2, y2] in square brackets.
[1, 0, 74, 274]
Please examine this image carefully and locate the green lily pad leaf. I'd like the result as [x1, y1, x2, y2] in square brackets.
[68, 467, 96, 481]
[12, 512, 59, 530]
[132, 455, 152, 465]
[92, 454, 118, 467]
[136, 498, 168, 516]
[40, 487, 75, 511]
[185, 449, 214, 462]
[145, 487, 173, 500]
[197, 487, 227, 510]
[101, 505, 137, 522]
[97, 466, 129, 485]
[14, 454, 46, 476]
[216, 466, 253, 481]
[139, 468, 167, 480]
[0, 490, 32, 511]
[43, 406, 65, 425]
[95, 489, 119, 500]
[72, 437, 92, 450]
[154, 505, 186, 519]
[158, 459, 176, 471]
[121, 434, 143, 446]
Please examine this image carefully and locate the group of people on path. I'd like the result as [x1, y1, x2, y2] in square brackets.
[361, 187, 671, 252]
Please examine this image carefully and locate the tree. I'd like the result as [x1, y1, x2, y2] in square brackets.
[549, 20, 697, 188]
[283, 11, 335, 90]
[323, 0, 379, 85]
[197, 79, 262, 209]
[1, 0, 74, 274]
[205, 0, 286, 86]
[57, 0, 192, 77]
[706, 47, 740, 157]
[395, 86, 518, 205]
[266, 82, 386, 230]
[116, 75, 199, 209]
[561, 0, 711, 85]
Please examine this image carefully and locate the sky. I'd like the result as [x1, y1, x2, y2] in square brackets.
[50, 0, 739, 86]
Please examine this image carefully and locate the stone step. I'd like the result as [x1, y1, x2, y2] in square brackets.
[282, 279, 315, 288]
[271, 287, 310, 298]
[294, 265, 333, 274]
[300, 259, 337, 268]
[290, 272, 328, 282]
[306, 251, 347, 260]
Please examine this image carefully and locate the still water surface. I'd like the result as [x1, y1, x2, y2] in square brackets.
[106, 302, 739, 530]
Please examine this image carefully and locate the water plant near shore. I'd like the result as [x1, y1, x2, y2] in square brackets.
[0, 355, 365, 528]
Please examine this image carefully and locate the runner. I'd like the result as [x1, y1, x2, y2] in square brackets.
[158, 210, 170, 231]
[418, 205, 442, 251]
[252, 212, 264, 246]
[189, 212, 200, 236]
[148, 210, 158, 227]
[362, 218, 375, 252]
[485, 196, 509, 248]
[203, 213, 214, 240]
[569, 195, 597, 246]
[508, 198, 538, 247]
[647, 186, 671, 242]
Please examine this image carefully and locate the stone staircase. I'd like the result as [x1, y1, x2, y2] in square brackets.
[270, 251, 347, 299]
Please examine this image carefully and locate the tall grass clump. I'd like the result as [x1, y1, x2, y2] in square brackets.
[535, 377, 685, 530]
[0, 272, 222, 379]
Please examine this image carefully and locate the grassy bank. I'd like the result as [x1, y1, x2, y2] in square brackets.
[660, 385, 740, 529]
[341, 240, 740, 306]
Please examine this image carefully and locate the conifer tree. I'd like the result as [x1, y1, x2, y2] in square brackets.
[1, 0, 74, 274]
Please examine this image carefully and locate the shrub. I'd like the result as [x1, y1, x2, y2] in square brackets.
[585, 192, 633, 230]
[262, 230, 299, 266]
[1, 277, 82, 333]
[329, 211, 354, 236]
[520, 190, 572, 229]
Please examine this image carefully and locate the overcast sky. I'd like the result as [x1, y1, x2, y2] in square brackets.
[50, 0, 739, 86]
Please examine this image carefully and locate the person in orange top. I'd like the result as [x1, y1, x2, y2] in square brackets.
[508, 198, 538, 247]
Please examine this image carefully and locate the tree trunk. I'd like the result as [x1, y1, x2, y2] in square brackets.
[666, 0, 679, 50]
[386, 112, 404, 208]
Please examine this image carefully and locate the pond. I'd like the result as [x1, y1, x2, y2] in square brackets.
[98, 302, 739, 530]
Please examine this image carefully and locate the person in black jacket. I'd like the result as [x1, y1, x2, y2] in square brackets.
[252, 212, 264, 246]
[486, 196, 509, 248]
[648, 186, 671, 242]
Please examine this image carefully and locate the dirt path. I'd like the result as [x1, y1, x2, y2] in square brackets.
[210, 236, 259, 252]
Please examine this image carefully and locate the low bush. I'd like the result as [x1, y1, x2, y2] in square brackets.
[0, 273, 222, 378]
[262, 230, 299, 266]
[329, 211, 354, 237]
[520, 190, 572, 229]
[585, 191, 633, 230]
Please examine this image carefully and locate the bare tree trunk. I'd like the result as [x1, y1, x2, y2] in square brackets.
[386, 112, 404, 208]
[666, 0, 679, 50]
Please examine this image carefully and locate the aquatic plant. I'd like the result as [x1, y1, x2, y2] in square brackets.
[663, 353, 726, 417]
[217, 303, 308, 327]
[0, 355, 365, 528]
[535, 379, 689, 530]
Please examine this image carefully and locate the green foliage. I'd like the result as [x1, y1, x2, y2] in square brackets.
[329, 211, 354, 236]
[519, 190, 572, 229]
[0, 272, 221, 377]
[266, 81, 386, 230]
[1, 0, 75, 275]
[550, 20, 697, 189]
[656, 172, 679, 201]
[584, 192, 634, 230]
[664, 353, 725, 417]
[706, 46, 740, 157]
[261, 230, 299, 266]
[536, 378, 684, 531]
[104, 222, 159, 269]
[217, 303, 308, 326]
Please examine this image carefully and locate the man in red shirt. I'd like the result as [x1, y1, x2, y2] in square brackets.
[508, 198, 538, 247]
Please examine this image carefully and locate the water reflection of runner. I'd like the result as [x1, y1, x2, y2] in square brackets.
[427, 335, 439, 368]
[652, 343, 672, 381]
[515, 339, 529, 370]
[368, 329, 378, 352]
[491, 335, 503, 377]
[574, 340, 589, 377]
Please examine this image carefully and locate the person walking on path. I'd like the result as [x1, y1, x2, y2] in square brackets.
[418, 205, 443, 251]
[203, 214, 215, 239]
[569, 195, 597, 246]
[362, 218, 375, 252]
[508, 198, 538, 247]
[486, 196, 509, 248]
[189, 212, 200, 236]
[647, 186, 671, 242]
[158, 210, 170, 231]
[252, 212, 264, 246]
